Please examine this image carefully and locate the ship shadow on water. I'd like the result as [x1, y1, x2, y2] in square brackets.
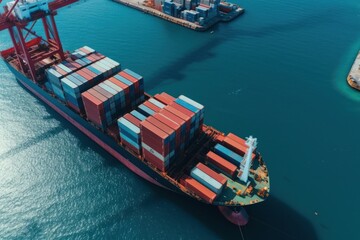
[148, 186, 318, 240]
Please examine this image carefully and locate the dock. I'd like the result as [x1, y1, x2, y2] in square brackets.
[347, 51, 360, 91]
[112, 0, 244, 31]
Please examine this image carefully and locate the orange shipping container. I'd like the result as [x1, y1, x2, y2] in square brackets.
[206, 151, 237, 177]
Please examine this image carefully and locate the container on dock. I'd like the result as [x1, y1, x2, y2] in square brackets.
[182, 175, 217, 203]
[214, 143, 243, 166]
[206, 151, 237, 177]
[154, 92, 175, 105]
[196, 5, 209, 18]
[163, 0, 175, 16]
[190, 163, 225, 194]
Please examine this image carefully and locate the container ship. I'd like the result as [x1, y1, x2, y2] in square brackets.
[0, 0, 270, 226]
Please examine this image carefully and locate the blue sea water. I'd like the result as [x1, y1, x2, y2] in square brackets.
[1, 0, 360, 239]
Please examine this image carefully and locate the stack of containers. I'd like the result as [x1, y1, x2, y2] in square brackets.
[113, 69, 144, 108]
[140, 117, 176, 172]
[190, 162, 227, 194]
[214, 143, 243, 167]
[60, 57, 121, 113]
[174, 95, 204, 138]
[153, 92, 205, 150]
[117, 113, 142, 155]
[82, 70, 144, 129]
[45, 46, 104, 101]
[206, 151, 237, 177]
[82, 79, 125, 129]
[163, 0, 175, 16]
[222, 133, 256, 160]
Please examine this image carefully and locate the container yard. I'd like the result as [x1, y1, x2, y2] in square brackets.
[112, 0, 244, 31]
[347, 51, 360, 91]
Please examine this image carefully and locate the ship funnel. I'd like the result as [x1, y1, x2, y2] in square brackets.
[238, 136, 257, 183]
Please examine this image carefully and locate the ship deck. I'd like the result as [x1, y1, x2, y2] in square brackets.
[347, 51, 360, 91]
[2, 43, 270, 207]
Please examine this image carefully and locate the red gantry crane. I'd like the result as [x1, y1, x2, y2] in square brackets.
[0, 0, 79, 81]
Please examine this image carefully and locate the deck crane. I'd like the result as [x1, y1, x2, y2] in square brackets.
[0, 0, 80, 82]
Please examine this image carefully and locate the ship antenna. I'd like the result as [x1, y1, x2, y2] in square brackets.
[238, 136, 257, 183]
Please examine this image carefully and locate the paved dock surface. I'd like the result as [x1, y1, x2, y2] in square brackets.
[112, 0, 243, 31]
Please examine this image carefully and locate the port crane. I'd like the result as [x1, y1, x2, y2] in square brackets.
[0, 0, 79, 82]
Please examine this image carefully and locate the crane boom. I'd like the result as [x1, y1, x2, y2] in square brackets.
[0, 0, 80, 81]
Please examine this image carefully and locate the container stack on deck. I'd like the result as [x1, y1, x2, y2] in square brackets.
[180, 133, 254, 203]
[82, 70, 144, 129]
[115, 92, 205, 172]
[45, 46, 122, 113]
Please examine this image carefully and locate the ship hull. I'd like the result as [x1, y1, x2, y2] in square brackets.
[5, 62, 249, 226]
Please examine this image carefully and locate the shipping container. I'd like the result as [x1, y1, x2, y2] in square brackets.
[222, 136, 255, 159]
[214, 144, 243, 166]
[183, 176, 217, 203]
[206, 151, 237, 177]
[190, 167, 223, 194]
[195, 162, 227, 185]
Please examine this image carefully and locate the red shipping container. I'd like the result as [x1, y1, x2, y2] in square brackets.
[195, 162, 227, 185]
[154, 94, 173, 105]
[141, 120, 171, 155]
[118, 71, 140, 92]
[82, 67, 97, 78]
[223, 136, 255, 159]
[69, 61, 81, 69]
[160, 108, 185, 127]
[227, 133, 246, 147]
[170, 102, 195, 120]
[143, 148, 167, 172]
[160, 92, 176, 101]
[164, 105, 191, 133]
[160, 109, 186, 144]
[82, 91, 104, 125]
[153, 113, 181, 149]
[76, 69, 92, 81]
[206, 151, 237, 177]
[183, 176, 216, 204]
[147, 116, 175, 139]
[143, 101, 161, 113]
[53, 66, 67, 76]
[79, 47, 90, 54]
[123, 113, 142, 128]
[141, 130, 170, 156]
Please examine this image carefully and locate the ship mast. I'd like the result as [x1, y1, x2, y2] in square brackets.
[238, 136, 257, 183]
